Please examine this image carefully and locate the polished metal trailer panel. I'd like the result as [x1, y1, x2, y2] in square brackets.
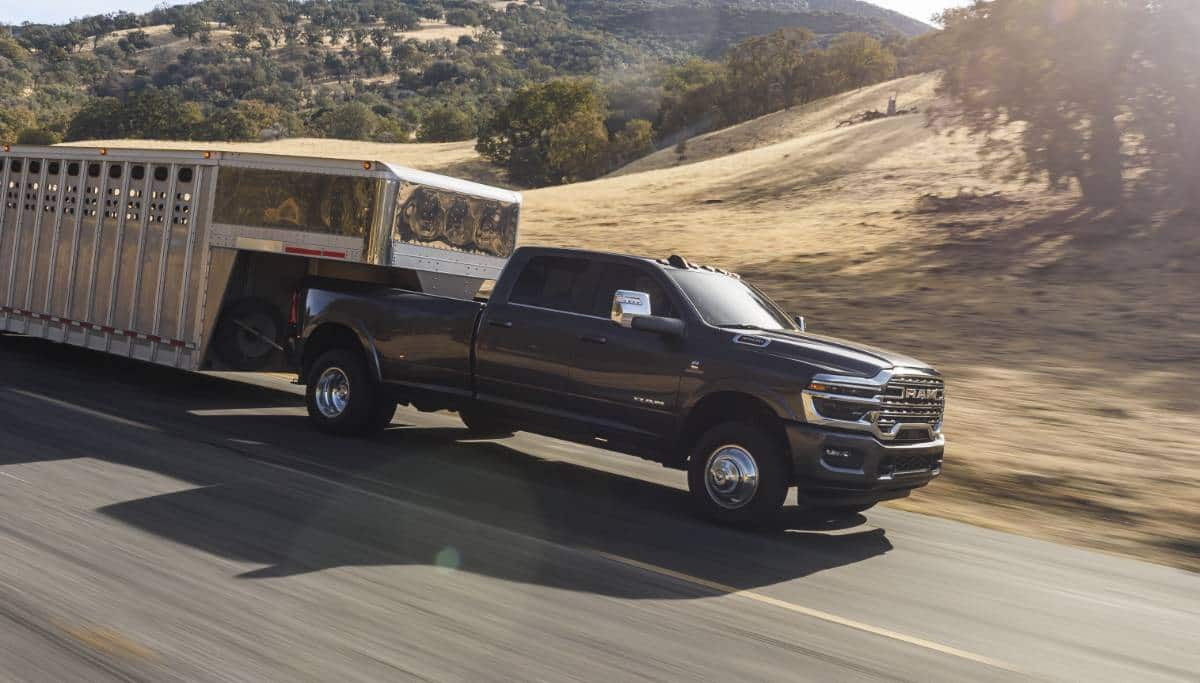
[1, 144, 523, 372]
[0, 152, 213, 370]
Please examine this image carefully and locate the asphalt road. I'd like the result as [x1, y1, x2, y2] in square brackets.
[0, 333, 1197, 682]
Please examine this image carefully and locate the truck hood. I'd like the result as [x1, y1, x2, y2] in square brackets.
[750, 329, 938, 378]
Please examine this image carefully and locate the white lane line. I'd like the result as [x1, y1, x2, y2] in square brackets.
[6, 388, 158, 431]
[594, 551, 1021, 673]
[188, 408, 303, 416]
[244, 453, 1020, 675]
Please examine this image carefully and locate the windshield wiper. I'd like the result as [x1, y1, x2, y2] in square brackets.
[716, 323, 763, 330]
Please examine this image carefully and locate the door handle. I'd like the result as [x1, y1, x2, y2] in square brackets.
[488, 320, 513, 328]
[580, 335, 608, 344]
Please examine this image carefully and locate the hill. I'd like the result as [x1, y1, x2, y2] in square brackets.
[1, 0, 928, 151]
[523, 75, 1199, 571]
[564, 0, 930, 55]
[67, 72, 1200, 571]
[64, 137, 509, 186]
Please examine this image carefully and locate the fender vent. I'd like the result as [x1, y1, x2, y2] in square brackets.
[733, 334, 770, 348]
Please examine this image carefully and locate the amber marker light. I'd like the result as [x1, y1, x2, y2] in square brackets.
[203, 151, 213, 159]
[99, 148, 108, 155]
[362, 161, 372, 170]
[808, 382, 829, 392]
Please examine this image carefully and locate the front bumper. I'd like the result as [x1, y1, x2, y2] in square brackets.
[784, 421, 944, 506]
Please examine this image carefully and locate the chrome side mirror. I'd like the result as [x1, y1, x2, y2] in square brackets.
[793, 315, 806, 332]
[612, 289, 651, 328]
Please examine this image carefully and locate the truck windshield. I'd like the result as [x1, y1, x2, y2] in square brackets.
[668, 269, 795, 331]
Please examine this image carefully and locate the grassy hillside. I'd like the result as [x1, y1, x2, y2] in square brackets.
[1, 0, 926, 144]
[524, 75, 1200, 571]
[75, 73, 1200, 570]
[564, 0, 930, 55]
[64, 137, 509, 186]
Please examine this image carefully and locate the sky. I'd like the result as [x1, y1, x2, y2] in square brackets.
[1, 0, 971, 27]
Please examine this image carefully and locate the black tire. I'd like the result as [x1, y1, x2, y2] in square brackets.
[686, 420, 790, 525]
[305, 348, 395, 436]
[212, 297, 285, 371]
[459, 406, 514, 438]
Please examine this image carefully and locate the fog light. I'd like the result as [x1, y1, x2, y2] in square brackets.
[822, 447, 863, 470]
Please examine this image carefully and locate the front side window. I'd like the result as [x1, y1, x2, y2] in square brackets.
[668, 269, 795, 331]
[508, 255, 596, 313]
[590, 263, 676, 318]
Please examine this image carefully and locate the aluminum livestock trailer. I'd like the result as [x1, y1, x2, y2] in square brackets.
[0, 144, 520, 371]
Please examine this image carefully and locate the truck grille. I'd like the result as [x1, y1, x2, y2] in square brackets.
[802, 371, 945, 443]
[876, 376, 944, 439]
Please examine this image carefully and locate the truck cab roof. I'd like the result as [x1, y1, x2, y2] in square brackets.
[509, 246, 739, 278]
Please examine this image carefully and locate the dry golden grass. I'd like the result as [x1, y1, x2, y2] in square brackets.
[74, 74, 1200, 570]
[523, 75, 1200, 570]
[63, 138, 509, 187]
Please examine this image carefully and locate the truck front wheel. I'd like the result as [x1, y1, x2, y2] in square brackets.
[687, 421, 789, 525]
[305, 349, 395, 436]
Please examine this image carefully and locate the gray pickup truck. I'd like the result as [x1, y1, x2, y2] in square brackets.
[295, 246, 945, 524]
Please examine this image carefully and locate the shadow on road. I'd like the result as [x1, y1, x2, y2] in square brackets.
[0, 333, 892, 599]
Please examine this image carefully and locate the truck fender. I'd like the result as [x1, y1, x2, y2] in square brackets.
[681, 378, 799, 423]
[302, 314, 385, 384]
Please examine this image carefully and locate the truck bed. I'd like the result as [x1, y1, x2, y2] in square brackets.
[300, 277, 485, 402]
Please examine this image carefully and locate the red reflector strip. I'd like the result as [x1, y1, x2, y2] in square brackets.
[284, 246, 322, 256]
[0, 306, 195, 350]
[284, 246, 346, 259]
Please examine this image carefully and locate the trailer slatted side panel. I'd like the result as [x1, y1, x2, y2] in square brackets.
[0, 153, 212, 370]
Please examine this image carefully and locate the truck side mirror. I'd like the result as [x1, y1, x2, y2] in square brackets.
[793, 314, 806, 332]
[611, 289, 652, 328]
[631, 315, 685, 337]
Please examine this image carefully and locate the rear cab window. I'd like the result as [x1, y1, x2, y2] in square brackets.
[508, 255, 598, 314]
[507, 253, 679, 319]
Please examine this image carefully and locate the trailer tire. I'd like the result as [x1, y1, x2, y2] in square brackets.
[687, 421, 789, 526]
[212, 297, 284, 371]
[305, 348, 395, 436]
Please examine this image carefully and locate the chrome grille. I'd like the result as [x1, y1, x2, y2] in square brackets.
[876, 376, 944, 436]
[802, 370, 945, 443]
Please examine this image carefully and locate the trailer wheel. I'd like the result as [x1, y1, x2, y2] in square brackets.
[458, 406, 514, 438]
[213, 298, 284, 371]
[305, 348, 395, 436]
[686, 421, 789, 526]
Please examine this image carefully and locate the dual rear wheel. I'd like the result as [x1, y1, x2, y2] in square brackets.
[305, 349, 396, 436]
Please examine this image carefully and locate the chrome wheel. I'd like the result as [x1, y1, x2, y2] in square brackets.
[314, 367, 351, 418]
[704, 444, 760, 510]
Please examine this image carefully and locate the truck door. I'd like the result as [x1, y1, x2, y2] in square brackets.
[569, 261, 686, 447]
[474, 254, 600, 431]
